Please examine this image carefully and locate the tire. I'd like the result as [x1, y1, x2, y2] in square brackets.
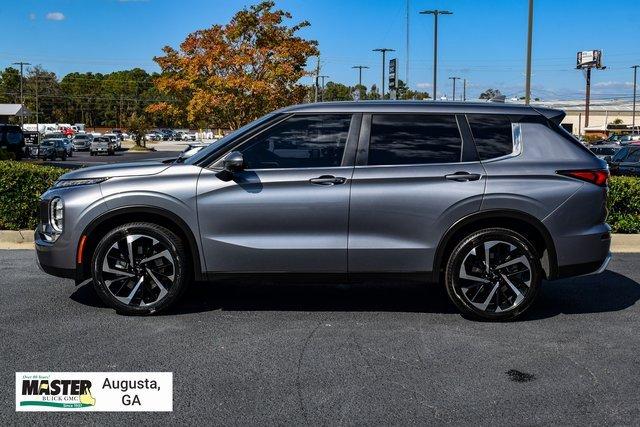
[92, 222, 190, 315]
[61, 154, 67, 161]
[444, 228, 542, 321]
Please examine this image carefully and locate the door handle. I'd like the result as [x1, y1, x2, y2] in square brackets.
[445, 172, 481, 182]
[309, 175, 346, 185]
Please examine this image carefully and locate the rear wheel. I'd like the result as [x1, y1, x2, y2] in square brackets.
[92, 222, 189, 315]
[444, 228, 542, 321]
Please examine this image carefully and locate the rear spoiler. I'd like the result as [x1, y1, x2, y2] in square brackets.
[532, 107, 566, 125]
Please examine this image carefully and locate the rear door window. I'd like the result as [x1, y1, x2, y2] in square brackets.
[467, 114, 514, 160]
[367, 114, 462, 165]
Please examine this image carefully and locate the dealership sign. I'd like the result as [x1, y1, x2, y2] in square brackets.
[16, 372, 172, 411]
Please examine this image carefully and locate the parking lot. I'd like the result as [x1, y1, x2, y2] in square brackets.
[1, 250, 639, 424]
[27, 145, 183, 169]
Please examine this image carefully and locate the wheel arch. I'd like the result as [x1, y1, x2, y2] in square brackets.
[75, 206, 205, 283]
[432, 209, 558, 282]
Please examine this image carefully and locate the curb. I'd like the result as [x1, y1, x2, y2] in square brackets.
[1, 231, 639, 252]
[0, 230, 34, 244]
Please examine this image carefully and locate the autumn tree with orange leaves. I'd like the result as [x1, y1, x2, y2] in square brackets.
[147, 1, 318, 129]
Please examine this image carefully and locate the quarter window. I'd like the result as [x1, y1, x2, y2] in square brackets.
[368, 114, 462, 165]
[240, 114, 351, 169]
[467, 114, 514, 160]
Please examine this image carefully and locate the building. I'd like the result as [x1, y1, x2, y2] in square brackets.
[529, 99, 639, 137]
[0, 104, 30, 124]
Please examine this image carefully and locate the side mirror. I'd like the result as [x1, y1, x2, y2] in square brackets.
[223, 151, 245, 172]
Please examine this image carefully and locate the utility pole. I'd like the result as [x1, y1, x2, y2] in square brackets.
[419, 10, 452, 101]
[314, 56, 321, 103]
[449, 76, 461, 101]
[406, 0, 410, 90]
[632, 65, 639, 134]
[585, 67, 592, 128]
[524, 0, 534, 105]
[463, 78, 467, 101]
[319, 75, 329, 102]
[12, 61, 31, 125]
[373, 48, 395, 99]
[352, 65, 369, 87]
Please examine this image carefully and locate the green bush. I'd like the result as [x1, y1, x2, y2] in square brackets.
[0, 161, 68, 230]
[0, 149, 16, 161]
[608, 176, 640, 233]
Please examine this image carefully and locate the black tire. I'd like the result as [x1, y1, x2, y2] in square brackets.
[444, 227, 542, 321]
[91, 222, 190, 315]
[61, 154, 67, 161]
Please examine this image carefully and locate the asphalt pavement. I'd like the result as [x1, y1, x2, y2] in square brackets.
[1, 250, 640, 425]
[27, 147, 181, 169]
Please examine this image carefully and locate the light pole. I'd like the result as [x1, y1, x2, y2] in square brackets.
[373, 48, 395, 99]
[352, 65, 369, 88]
[463, 78, 467, 101]
[319, 75, 329, 102]
[419, 10, 452, 101]
[12, 61, 31, 125]
[449, 76, 461, 101]
[632, 65, 639, 134]
[524, 0, 534, 105]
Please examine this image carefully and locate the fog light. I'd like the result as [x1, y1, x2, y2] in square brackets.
[50, 197, 64, 233]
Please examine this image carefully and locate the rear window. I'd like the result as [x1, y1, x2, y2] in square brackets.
[467, 114, 513, 160]
[368, 114, 462, 165]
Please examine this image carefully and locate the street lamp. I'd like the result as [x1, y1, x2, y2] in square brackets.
[449, 76, 461, 101]
[632, 65, 639, 134]
[373, 48, 395, 99]
[524, 0, 534, 105]
[419, 10, 452, 101]
[319, 75, 329, 102]
[351, 65, 369, 87]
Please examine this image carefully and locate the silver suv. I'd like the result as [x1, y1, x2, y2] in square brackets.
[36, 102, 611, 320]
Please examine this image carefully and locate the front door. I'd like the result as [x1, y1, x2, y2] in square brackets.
[348, 113, 486, 274]
[196, 114, 358, 274]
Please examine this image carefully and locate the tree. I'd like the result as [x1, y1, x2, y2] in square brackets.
[479, 88, 502, 100]
[127, 113, 151, 148]
[396, 80, 430, 100]
[0, 67, 21, 104]
[612, 118, 624, 125]
[323, 82, 353, 101]
[149, 1, 318, 130]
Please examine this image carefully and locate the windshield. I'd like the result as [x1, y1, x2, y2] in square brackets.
[41, 140, 54, 146]
[612, 147, 629, 161]
[184, 113, 276, 165]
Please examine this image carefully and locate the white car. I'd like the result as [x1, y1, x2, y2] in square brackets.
[103, 133, 121, 150]
[182, 132, 198, 141]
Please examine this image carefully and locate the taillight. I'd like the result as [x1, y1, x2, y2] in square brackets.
[558, 169, 609, 186]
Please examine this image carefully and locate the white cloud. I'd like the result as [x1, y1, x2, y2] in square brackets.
[593, 81, 633, 88]
[416, 82, 432, 89]
[46, 12, 65, 21]
[28, 13, 36, 21]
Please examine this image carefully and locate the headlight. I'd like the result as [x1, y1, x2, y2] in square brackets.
[52, 177, 108, 189]
[49, 197, 64, 233]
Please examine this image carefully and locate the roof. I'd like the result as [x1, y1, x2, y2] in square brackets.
[279, 100, 551, 116]
[0, 104, 31, 117]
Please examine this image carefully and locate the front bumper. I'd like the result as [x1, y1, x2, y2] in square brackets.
[35, 234, 76, 279]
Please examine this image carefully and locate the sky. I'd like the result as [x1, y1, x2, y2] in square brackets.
[1, 0, 639, 101]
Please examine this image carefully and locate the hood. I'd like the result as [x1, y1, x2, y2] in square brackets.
[61, 161, 172, 180]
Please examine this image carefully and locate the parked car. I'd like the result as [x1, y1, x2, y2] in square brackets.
[62, 139, 74, 157]
[596, 134, 622, 145]
[181, 131, 197, 141]
[164, 143, 212, 163]
[0, 124, 25, 159]
[103, 133, 121, 150]
[144, 133, 161, 142]
[72, 134, 94, 151]
[35, 101, 610, 320]
[589, 144, 620, 162]
[35, 138, 68, 160]
[619, 135, 640, 145]
[608, 145, 640, 176]
[90, 136, 116, 156]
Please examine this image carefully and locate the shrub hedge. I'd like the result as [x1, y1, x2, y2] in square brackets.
[0, 161, 639, 233]
[0, 161, 68, 230]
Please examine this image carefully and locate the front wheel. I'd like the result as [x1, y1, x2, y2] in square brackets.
[444, 228, 542, 321]
[92, 222, 190, 315]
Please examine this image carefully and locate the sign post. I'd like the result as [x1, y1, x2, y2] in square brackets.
[389, 58, 397, 100]
[576, 50, 606, 130]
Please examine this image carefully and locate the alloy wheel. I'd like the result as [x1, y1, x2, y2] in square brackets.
[98, 234, 176, 307]
[456, 240, 532, 314]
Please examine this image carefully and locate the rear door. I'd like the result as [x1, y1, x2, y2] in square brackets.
[348, 113, 485, 274]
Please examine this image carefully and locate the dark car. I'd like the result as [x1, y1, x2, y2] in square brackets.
[0, 124, 25, 159]
[35, 101, 610, 320]
[589, 144, 621, 162]
[608, 145, 640, 176]
[36, 139, 68, 161]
